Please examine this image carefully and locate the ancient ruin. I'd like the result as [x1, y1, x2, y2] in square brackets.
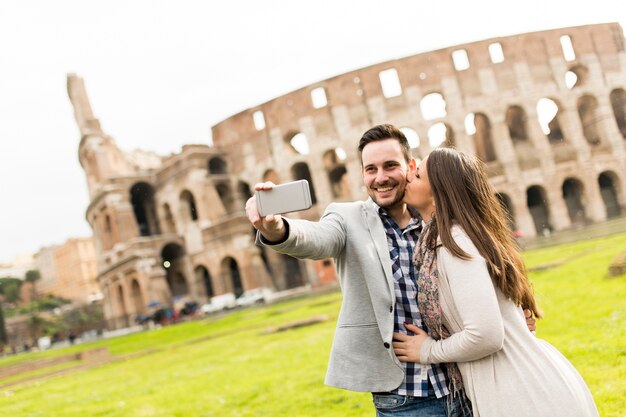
[70, 23, 626, 328]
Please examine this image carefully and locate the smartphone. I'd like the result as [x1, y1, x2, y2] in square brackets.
[256, 179, 313, 216]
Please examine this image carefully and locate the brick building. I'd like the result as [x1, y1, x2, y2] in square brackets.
[34, 237, 100, 304]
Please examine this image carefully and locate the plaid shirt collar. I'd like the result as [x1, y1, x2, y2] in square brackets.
[375, 203, 422, 232]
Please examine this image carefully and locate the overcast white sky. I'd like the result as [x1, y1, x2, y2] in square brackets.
[0, 0, 624, 263]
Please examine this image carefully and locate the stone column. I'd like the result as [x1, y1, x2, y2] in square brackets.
[545, 185, 571, 231]
[116, 202, 139, 242]
[301, 117, 334, 205]
[596, 94, 626, 157]
[242, 249, 275, 291]
[558, 101, 591, 160]
[345, 150, 364, 200]
[302, 259, 320, 287]
[524, 104, 556, 174]
[583, 174, 608, 222]
[181, 254, 199, 301]
[102, 283, 115, 328]
[149, 268, 171, 305]
[366, 96, 388, 126]
[491, 111, 521, 183]
[510, 189, 537, 238]
[115, 276, 130, 328]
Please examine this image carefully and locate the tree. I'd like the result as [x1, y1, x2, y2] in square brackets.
[0, 277, 22, 303]
[24, 270, 40, 283]
[27, 312, 48, 341]
[24, 269, 41, 301]
[0, 295, 7, 346]
[0, 307, 7, 345]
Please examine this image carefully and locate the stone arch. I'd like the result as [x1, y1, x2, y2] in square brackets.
[285, 131, 310, 155]
[208, 156, 228, 174]
[162, 203, 176, 233]
[194, 265, 214, 298]
[238, 181, 253, 204]
[428, 122, 455, 148]
[263, 169, 281, 184]
[254, 227, 274, 273]
[253, 224, 305, 290]
[130, 182, 160, 237]
[577, 94, 602, 145]
[609, 88, 626, 138]
[221, 257, 244, 298]
[526, 185, 552, 234]
[291, 162, 317, 204]
[562, 178, 587, 226]
[400, 127, 420, 149]
[536, 98, 565, 143]
[215, 182, 235, 212]
[565, 64, 589, 89]
[505, 105, 529, 142]
[179, 190, 199, 221]
[598, 171, 622, 218]
[161, 243, 189, 298]
[420, 92, 447, 120]
[468, 113, 496, 162]
[283, 255, 305, 289]
[496, 192, 516, 230]
[130, 279, 144, 314]
[323, 148, 350, 199]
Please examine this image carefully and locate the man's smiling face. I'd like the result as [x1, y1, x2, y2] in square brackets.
[361, 138, 412, 209]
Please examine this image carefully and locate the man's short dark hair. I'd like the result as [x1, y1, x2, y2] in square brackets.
[358, 124, 411, 164]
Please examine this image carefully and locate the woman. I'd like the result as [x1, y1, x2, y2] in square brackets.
[392, 148, 598, 417]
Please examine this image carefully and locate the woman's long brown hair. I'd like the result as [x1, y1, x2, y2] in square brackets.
[424, 148, 542, 318]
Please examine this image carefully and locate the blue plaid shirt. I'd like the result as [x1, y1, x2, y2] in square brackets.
[378, 205, 450, 398]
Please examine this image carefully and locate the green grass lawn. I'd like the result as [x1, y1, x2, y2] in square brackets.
[1, 233, 625, 416]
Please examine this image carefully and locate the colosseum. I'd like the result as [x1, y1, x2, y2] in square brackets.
[69, 22, 626, 328]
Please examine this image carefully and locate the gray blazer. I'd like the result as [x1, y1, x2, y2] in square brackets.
[260, 198, 405, 392]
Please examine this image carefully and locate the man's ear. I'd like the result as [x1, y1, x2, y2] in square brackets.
[408, 157, 417, 174]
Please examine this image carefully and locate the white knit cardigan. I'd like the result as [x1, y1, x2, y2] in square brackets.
[419, 226, 599, 417]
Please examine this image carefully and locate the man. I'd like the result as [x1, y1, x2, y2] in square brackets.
[246, 124, 534, 416]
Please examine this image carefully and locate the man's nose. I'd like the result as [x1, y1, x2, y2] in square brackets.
[375, 170, 388, 183]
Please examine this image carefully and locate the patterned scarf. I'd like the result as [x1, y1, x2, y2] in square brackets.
[415, 220, 473, 416]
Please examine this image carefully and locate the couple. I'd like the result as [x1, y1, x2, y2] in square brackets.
[245, 124, 598, 417]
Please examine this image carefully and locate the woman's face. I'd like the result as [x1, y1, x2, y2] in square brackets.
[403, 156, 435, 216]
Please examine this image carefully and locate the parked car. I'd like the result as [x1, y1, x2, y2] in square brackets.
[201, 293, 237, 315]
[180, 301, 199, 316]
[235, 288, 273, 307]
[200, 303, 219, 315]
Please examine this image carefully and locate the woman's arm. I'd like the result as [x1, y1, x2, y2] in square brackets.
[419, 230, 505, 364]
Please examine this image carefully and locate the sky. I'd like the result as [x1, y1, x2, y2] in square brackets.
[0, 0, 624, 263]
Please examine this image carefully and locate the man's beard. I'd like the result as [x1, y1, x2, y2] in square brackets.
[373, 186, 406, 209]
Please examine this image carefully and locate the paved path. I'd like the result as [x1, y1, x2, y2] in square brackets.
[521, 216, 626, 250]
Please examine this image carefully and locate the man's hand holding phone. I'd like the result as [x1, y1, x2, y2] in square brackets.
[245, 180, 312, 243]
[245, 182, 287, 243]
